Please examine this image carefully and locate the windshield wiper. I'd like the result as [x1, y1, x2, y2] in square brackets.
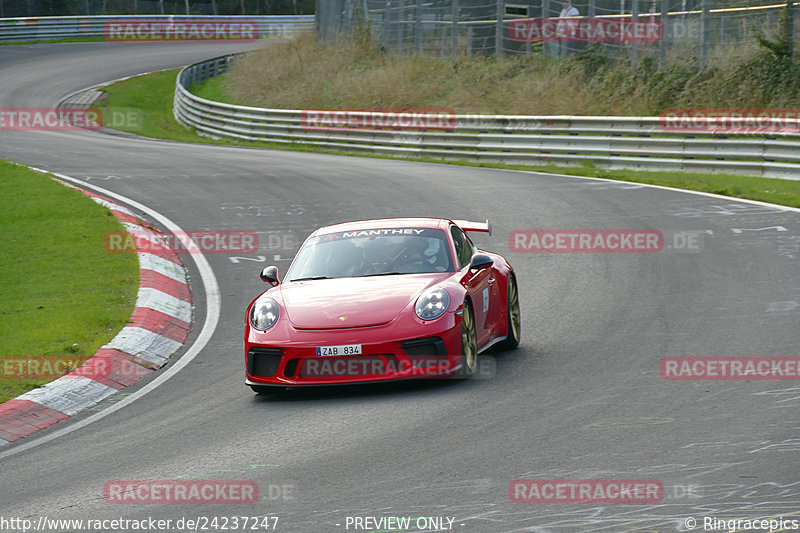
[358, 271, 404, 277]
[290, 275, 332, 282]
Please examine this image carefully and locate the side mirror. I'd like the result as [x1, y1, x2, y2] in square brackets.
[469, 253, 493, 271]
[260, 266, 280, 286]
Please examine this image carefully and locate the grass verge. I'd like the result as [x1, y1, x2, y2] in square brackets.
[0, 161, 138, 403]
[223, 33, 800, 115]
[0, 36, 106, 46]
[94, 68, 800, 209]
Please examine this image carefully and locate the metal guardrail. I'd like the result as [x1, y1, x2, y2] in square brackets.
[174, 55, 800, 180]
[0, 15, 314, 42]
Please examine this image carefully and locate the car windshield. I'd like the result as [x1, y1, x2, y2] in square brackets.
[286, 228, 454, 281]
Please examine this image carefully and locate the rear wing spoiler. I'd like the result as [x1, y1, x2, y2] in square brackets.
[453, 219, 492, 236]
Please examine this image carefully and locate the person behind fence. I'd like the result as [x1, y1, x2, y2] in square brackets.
[557, 0, 581, 56]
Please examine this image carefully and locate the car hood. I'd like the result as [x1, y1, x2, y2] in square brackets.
[279, 274, 449, 329]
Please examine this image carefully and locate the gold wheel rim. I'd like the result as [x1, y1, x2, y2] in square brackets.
[462, 305, 477, 371]
[509, 279, 520, 341]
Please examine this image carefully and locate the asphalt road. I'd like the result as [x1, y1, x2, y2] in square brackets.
[0, 41, 798, 533]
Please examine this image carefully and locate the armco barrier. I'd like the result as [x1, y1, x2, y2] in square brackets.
[172, 54, 800, 180]
[0, 15, 313, 42]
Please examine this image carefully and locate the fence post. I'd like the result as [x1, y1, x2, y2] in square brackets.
[452, 0, 459, 56]
[381, 0, 390, 49]
[660, 0, 668, 68]
[315, 0, 323, 40]
[786, 0, 794, 60]
[700, 0, 709, 69]
[415, 0, 422, 53]
[631, 0, 639, 65]
[342, 0, 351, 38]
[543, 0, 551, 56]
[496, 0, 504, 57]
[396, 0, 404, 54]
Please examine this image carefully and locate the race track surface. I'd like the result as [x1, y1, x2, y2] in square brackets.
[0, 41, 798, 533]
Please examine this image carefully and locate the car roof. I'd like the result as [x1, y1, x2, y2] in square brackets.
[312, 218, 451, 236]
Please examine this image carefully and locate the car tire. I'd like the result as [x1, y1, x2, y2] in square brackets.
[458, 300, 478, 378]
[498, 274, 521, 350]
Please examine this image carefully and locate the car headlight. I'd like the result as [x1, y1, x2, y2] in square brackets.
[415, 287, 450, 320]
[250, 297, 280, 331]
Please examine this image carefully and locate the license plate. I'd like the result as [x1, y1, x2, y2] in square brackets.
[316, 344, 362, 357]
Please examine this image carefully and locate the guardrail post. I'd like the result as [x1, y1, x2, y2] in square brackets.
[496, 0, 504, 57]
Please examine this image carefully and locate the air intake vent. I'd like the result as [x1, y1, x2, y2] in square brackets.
[247, 347, 283, 377]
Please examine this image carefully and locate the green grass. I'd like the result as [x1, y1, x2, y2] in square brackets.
[0, 161, 138, 403]
[0, 36, 106, 46]
[191, 72, 230, 103]
[94, 69, 800, 209]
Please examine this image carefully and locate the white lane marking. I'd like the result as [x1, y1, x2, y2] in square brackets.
[0, 170, 220, 460]
[767, 300, 800, 312]
[499, 168, 800, 213]
[229, 255, 267, 264]
[731, 226, 789, 233]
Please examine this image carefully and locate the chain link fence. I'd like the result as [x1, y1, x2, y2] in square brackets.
[0, 0, 312, 18]
[315, 0, 799, 67]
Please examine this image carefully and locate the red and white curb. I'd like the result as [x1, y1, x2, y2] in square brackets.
[0, 188, 192, 445]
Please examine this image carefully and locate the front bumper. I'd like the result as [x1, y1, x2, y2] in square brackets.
[245, 314, 463, 386]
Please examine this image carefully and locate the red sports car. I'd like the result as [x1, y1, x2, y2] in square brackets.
[244, 218, 520, 392]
